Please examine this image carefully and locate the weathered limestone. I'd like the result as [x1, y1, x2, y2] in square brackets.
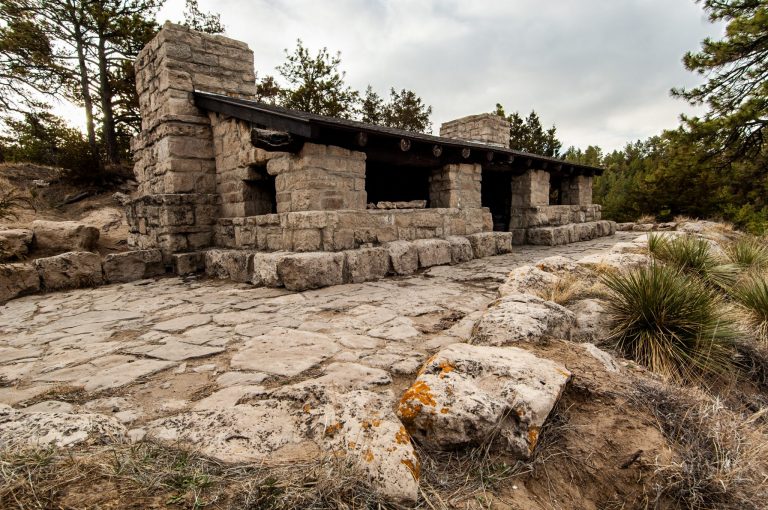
[526, 220, 617, 246]
[0, 407, 126, 447]
[251, 251, 286, 287]
[103, 249, 165, 283]
[172, 251, 204, 275]
[0, 263, 39, 303]
[386, 240, 419, 275]
[277, 252, 345, 291]
[344, 247, 389, 283]
[570, 298, 611, 342]
[413, 239, 452, 268]
[33, 251, 103, 290]
[473, 293, 576, 345]
[440, 113, 511, 147]
[512, 169, 550, 208]
[31, 220, 99, 252]
[429, 163, 482, 209]
[205, 249, 253, 282]
[498, 265, 558, 297]
[0, 229, 33, 261]
[466, 232, 498, 258]
[446, 236, 473, 264]
[397, 343, 571, 458]
[560, 174, 593, 206]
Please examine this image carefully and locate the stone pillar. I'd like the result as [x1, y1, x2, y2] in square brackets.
[512, 168, 550, 208]
[429, 163, 482, 209]
[266, 143, 367, 213]
[439, 113, 510, 147]
[560, 175, 593, 206]
[127, 22, 256, 257]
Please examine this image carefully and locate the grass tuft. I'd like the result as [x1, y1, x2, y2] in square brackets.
[732, 275, 768, 342]
[725, 236, 768, 272]
[0, 179, 32, 222]
[603, 263, 736, 382]
[647, 233, 739, 289]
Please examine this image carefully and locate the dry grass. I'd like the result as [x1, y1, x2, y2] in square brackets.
[534, 274, 610, 306]
[634, 382, 768, 509]
[637, 214, 657, 224]
[0, 441, 397, 510]
[0, 178, 33, 222]
[674, 215, 696, 224]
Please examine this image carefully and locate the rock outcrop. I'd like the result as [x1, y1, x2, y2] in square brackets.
[0, 228, 33, 261]
[31, 220, 99, 252]
[473, 293, 576, 345]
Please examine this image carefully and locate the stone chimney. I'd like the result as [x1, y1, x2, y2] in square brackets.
[439, 113, 510, 148]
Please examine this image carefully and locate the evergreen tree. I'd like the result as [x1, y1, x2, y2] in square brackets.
[495, 104, 562, 157]
[182, 0, 225, 34]
[360, 85, 384, 125]
[381, 88, 432, 133]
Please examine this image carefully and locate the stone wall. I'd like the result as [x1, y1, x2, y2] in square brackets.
[560, 175, 593, 206]
[128, 22, 256, 257]
[512, 168, 550, 208]
[510, 205, 602, 230]
[440, 113, 510, 147]
[214, 208, 492, 252]
[429, 163, 482, 209]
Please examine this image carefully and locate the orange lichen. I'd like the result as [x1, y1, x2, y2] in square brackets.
[528, 426, 540, 454]
[348, 441, 356, 449]
[417, 355, 438, 376]
[395, 426, 411, 445]
[438, 361, 455, 379]
[371, 419, 381, 427]
[440, 407, 450, 414]
[401, 458, 421, 480]
[363, 449, 374, 462]
[302, 403, 311, 413]
[397, 380, 437, 421]
[324, 421, 343, 437]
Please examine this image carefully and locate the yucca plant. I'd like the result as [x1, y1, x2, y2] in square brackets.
[603, 263, 736, 381]
[724, 236, 768, 272]
[732, 275, 768, 342]
[648, 234, 739, 289]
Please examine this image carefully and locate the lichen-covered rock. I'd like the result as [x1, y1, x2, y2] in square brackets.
[473, 293, 576, 345]
[494, 232, 514, 254]
[31, 220, 99, 252]
[277, 252, 344, 291]
[466, 232, 497, 258]
[386, 240, 419, 275]
[498, 265, 558, 297]
[569, 298, 611, 342]
[252, 251, 286, 287]
[344, 247, 390, 283]
[577, 252, 649, 270]
[446, 236, 473, 264]
[413, 239, 451, 268]
[205, 249, 253, 283]
[397, 343, 570, 459]
[34, 251, 103, 290]
[0, 228, 33, 261]
[535, 255, 580, 274]
[0, 408, 126, 448]
[103, 249, 164, 283]
[0, 263, 39, 303]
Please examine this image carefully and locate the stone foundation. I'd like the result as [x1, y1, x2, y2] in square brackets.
[521, 220, 617, 246]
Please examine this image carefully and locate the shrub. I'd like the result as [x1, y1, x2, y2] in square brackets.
[725, 236, 768, 272]
[0, 180, 32, 221]
[648, 233, 739, 289]
[732, 275, 768, 342]
[603, 263, 736, 381]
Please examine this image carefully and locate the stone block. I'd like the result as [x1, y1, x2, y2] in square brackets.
[493, 232, 514, 254]
[344, 247, 390, 283]
[173, 252, 204, 275]
[204, 249, 253, 283]
[446, 236, 473, 264]
[510, 229, 526, 246]
[466, 232, 497, 258]
[277, 252, 344, 291]
[103, 250, 165, 283]
[31, 220, 99, 252]
[0, 263, 40, 303]
[413, 239, 451, 268]
[0, 229, 33, 261]
[34, 251, 103, 290]
[386, 241, 419, 275]
[252, 252, 286, 287]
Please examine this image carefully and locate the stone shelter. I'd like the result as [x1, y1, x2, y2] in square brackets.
[126, 23, 614, 289]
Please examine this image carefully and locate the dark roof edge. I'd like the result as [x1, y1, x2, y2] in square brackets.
[193, 91, 604, 174]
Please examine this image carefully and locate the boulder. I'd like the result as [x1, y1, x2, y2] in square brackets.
[386, 241, 419, 275]
[252, 251, 286, 287]
[277, 252, 344, 291]
[535, 255, 580, 274]
[446, 236, 473, 264]
[31, 220, 99, 252]
[0, 407, 126, 448]
[205, 249, 253, 283]
[498, 265, 558, 297]
[34, 251, 103, 290]
[569, 298, 611, 342]
[617, 222, 635, 231]
[397, 343, 571, 459]
[473, 293, 576, 345]
[344, 247, 390, 283]
[103, 249, 165, 283]
[413, 239, 451, 268]
[0, 228, 33, 261]
[526, 225, 572, 246]
[172, 252, 204, 275]
[466, 232, 497, 258]
[577, 252, 649, 270]
[0, 263, 40, 303]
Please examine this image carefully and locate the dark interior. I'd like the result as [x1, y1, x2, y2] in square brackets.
[243, 165, 277, 215]
[365, 163, 432, 205]
[549, 173, 563, 205]
[481, 170, 512, 231]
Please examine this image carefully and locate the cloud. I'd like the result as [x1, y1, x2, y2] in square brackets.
[153, 0, 722, 151]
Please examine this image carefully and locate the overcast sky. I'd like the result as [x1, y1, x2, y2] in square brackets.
[58, 0, 723, 152]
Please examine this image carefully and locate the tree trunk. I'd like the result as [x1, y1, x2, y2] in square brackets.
[73, 22, 98, 166]
[97, 30, 119, 165]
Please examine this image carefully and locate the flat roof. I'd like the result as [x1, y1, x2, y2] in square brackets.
[193, 91, 603, 175]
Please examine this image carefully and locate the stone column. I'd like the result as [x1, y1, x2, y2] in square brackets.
[127, 22, 256, 258]
[266, 143, 367, 212]
[511, 168, 550, 208]
[429, 163, 482, 209]
[439, 114, 510, 147]
[560, 174, 593, 206]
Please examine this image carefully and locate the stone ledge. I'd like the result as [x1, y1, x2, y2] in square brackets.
[525, 221, 617, 246]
